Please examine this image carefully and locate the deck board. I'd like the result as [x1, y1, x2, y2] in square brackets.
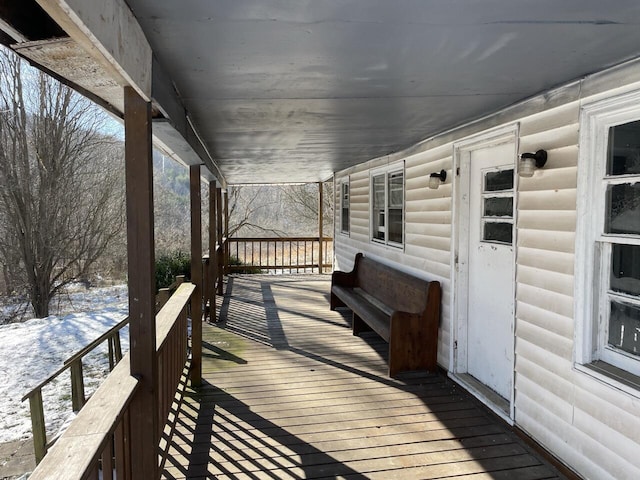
[162, 275, 566, 480]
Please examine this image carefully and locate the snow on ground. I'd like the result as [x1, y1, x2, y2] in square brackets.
[0, 285, 129, 443]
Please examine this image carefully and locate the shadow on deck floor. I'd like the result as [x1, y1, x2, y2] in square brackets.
[162, 274, 567, 480]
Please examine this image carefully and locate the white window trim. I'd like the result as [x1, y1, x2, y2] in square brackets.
[340, 178, 350, 235]
[369, 162, 405, 248]
[575, 89, 640, 388]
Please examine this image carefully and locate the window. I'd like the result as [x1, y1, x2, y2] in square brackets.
[371, 166, 404, 246]
[481, 168, 514, 244]
[577, 93, 640, 380]
[340, 179, 350, 234]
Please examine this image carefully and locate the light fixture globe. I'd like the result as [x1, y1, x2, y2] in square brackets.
[428, 169, 447, 189]
[519, 150, 547, 177]
[519, 157, 536, 177]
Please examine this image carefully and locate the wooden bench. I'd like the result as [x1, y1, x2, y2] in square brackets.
[330, 253, 441, 377]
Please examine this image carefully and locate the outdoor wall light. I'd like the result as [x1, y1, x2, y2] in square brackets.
[428, 169, 447, 189]
[519, 150, 547, 178]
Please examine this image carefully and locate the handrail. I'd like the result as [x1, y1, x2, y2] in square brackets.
[229, 236, 333, 242]
[227, 236, 333, 274]
[27, 356, 140, 480]
[26, 281, 196, 479]
[21, 315, 130, 464]
[21, 316, 129, 404]
[63, 316, 130, 367]
[22, 275, 188, 465]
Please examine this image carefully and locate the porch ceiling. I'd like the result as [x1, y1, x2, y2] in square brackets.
[9, 1, 640, 185]
[123, 0, 640, 184]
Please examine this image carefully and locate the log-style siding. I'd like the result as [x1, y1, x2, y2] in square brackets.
[333, 59, 640, 479]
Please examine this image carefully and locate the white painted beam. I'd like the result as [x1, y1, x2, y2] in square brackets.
[36, 0, 151, 100]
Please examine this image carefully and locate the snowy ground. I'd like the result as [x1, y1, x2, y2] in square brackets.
[0, 285, 129, 443]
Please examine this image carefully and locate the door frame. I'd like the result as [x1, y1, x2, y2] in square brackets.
[450, 123, 520, 423]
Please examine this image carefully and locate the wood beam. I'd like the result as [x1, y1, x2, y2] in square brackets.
[124, 86, 158, 479]
[318, 182, 324, 274]
[36, 0, 152, 99]
[190, 165, 203, 386]
[152, 57, 227, 188]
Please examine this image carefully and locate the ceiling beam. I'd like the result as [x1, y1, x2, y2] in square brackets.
[152, 57, 227, 188]
[36, 0, 151, 100]
[32, 0, 226, 186]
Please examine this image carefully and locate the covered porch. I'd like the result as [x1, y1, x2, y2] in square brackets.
[162, 275, 566, 479]
[4, 2, 640, 478]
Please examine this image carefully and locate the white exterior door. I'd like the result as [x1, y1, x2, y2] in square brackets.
[460, 140, 516, 402]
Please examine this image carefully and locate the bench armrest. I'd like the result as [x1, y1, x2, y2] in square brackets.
[330, 252, 363, 288]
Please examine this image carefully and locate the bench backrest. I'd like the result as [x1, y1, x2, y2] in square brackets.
[356, 256, 431, 314]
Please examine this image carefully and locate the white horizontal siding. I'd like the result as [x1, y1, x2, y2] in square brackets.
[518, 247, 574, 276]
[516, 316, 574, 360]
[516, 301, 574, 340]
[332, 62, 640, 480]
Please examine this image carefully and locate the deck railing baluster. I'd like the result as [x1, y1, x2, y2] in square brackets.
[224, 237, 333, 273]
[70, 359, 85, 412]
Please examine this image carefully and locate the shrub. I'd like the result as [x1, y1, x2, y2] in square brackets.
[155, 250, 191, 291]
[229, 255, 263, 274]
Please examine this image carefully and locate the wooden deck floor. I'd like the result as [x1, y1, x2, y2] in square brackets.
[161, 275, 566, 480]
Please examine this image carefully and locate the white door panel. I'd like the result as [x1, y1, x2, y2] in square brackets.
[464, 142, 516, 401]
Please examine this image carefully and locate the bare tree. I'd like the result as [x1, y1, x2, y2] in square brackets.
[227, 185, 285, 237]
[0, 47, 124, 317]
[153, 153, 191, 254]
[277, 182, 334, 236]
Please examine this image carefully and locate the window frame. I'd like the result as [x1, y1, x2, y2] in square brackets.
[369, 163, 405, 248]
[479, 167, 515, 246]
[340, 178, 350, 235]
[576, 90, 640, 385]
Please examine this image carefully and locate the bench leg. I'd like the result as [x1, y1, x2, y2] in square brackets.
[388, 314, 437, 377]
[330, 292, 346, 311]
[352, 313, 372, 336]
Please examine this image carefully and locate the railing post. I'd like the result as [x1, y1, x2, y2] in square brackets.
[70, 359, 85, 412]
[209, 181, 217, 320]
[202, 256, 210, 321]
[114, 331, 123, 363]
[124, 86, 158, 479]
[108, 336, 116, 370]
[216, 187, 223, 295]
[28, 389, 47, 464]
[224, 189, 229, 275]
[190, 164, 203, 386]
[157, 288, 170, 310]
[318, 181, 324, 274]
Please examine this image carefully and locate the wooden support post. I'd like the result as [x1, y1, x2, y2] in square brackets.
[124, 86, 158, 480]
[216, 187, 224, 295]
[70, 360, 85, 411]
[209, 181, 217, 321]
[29, 389, 47, 464]
[202, 256, 209, 320]
[318, 182, 324, 274]
[223, 190, 229, 275]
[190, 164, 203, 386]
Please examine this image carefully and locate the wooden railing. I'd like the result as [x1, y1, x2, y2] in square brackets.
[26, 282, 195, 479]
[227, 236, 333, 274]
[21, 275, 187, 465]
[156, 274, 186, 312]
[21, 316, 130, 463]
